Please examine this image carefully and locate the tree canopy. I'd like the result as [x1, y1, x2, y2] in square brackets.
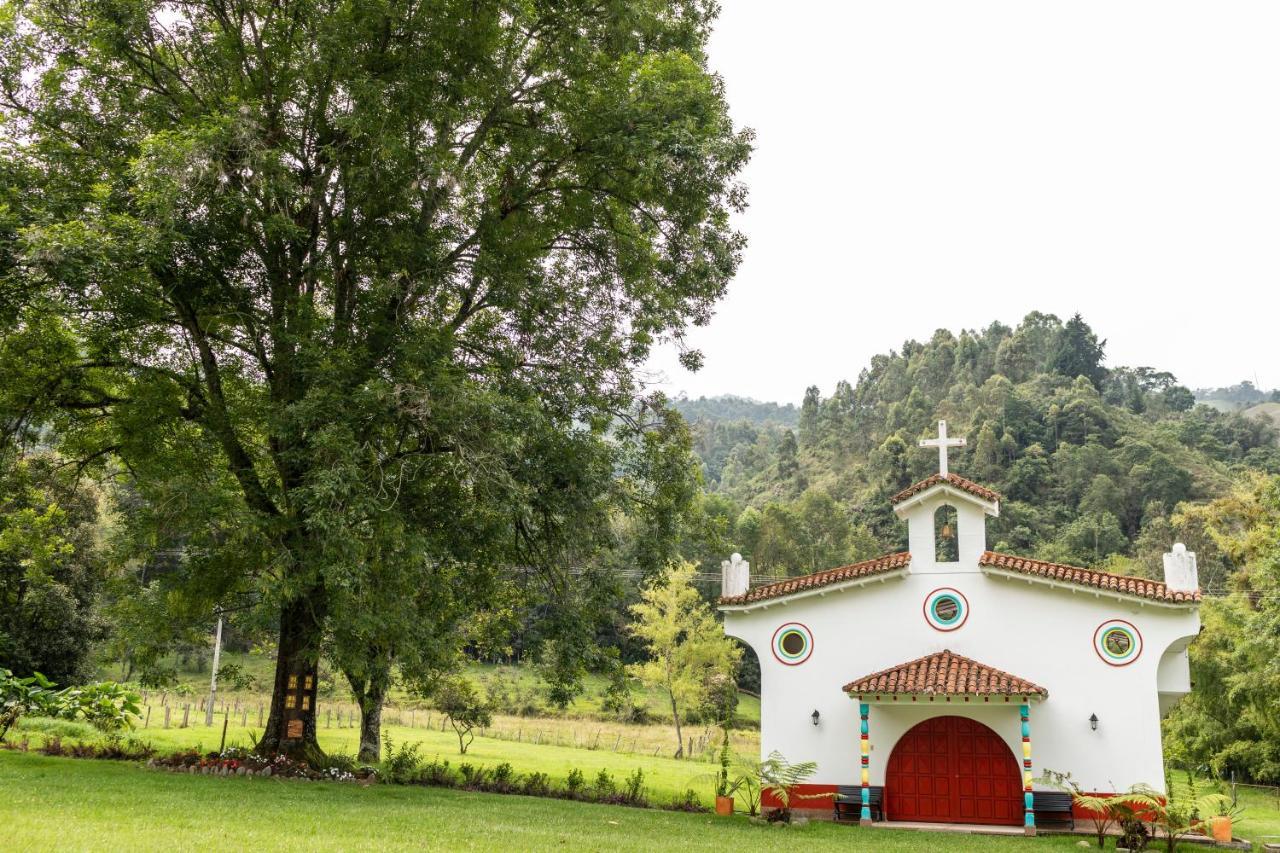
[0, 0, 749, 754]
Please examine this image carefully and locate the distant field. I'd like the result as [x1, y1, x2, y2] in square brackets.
[1244, 401, 1280, 426]
[114, 652, 760, 730]
[1196, 398, 1248, 413]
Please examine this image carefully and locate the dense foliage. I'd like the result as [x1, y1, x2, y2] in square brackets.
[678, 313, 1279, 578]
[1163, 475, 1280, 782]
[0, 453, 107, 684]
[0, 669, 140, 741]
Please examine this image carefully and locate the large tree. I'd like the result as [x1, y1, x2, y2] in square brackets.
[0, 0, 749, 755]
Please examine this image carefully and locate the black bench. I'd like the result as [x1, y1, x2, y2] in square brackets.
[1032, 791, 1075, 830]
[833, 785, 883, 822]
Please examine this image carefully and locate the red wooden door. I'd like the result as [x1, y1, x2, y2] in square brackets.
[885, 716, 1022, 825]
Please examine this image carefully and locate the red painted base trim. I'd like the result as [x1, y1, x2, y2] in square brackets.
[761, 783, 839, 810]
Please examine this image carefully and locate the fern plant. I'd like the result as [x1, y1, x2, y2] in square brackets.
[758, 750, 825, 822]
[1128, 773, 1236, 853]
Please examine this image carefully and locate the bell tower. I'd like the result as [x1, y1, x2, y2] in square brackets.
[889, 421, 1001, 573]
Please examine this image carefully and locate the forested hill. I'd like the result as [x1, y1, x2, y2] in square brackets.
[670, 394, 799, 428]
[681, 313, 1280, 586]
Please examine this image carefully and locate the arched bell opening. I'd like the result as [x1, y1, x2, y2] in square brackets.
[934, 504, 959, 562]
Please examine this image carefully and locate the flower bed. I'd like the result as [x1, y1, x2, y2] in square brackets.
[149, 747, 371, 782]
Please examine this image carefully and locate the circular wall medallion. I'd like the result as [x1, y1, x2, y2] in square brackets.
[1093, 619, 1142, 666]
[771, 622, 814, 665]
[923, 588, 969, 632]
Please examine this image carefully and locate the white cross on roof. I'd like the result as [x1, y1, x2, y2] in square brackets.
[919, 420, 966, 477]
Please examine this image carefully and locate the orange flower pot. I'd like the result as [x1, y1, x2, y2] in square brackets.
[715, 795, 734, 816]
[1211, 816, 1232, 843]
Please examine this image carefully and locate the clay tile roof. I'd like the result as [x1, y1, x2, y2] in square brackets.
[890, 473, 1002, 506]
[979, 551, 1201, 605]
[717, 552, 911, 607]
[843, 649, 1048, 698]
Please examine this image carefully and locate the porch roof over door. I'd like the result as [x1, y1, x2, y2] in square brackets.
[843, 649, 1048, 703]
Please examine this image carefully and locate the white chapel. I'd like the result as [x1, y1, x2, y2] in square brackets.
[719, 421, 1201, 831]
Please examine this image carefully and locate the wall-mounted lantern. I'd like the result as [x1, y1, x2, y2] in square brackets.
[811, 709, 820, 727]
[1089, 713, 1099, 731]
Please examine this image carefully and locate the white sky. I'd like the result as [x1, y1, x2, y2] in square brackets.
[645, 1, 1280, 405]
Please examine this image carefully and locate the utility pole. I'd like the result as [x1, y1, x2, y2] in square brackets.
[205, 610, 223, 727]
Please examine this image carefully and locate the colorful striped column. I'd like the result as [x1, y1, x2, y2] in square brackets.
[859, 702, 871, 824]
[1021, 703, 1035, 835]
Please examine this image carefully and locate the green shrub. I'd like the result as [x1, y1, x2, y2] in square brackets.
[667, 788, 702, 812]
[59, 682, 142, 734]
[565, 767, 585, 798]
[491, 762, 515, 793]
[379, 735, 423, 784]
[418, 758, 457, 787]
[313, 751, 358, 775]
[1, 670, 58, 741]
[1, 670, 139, 740]
[459, 763, 492, 788]
[622, 768, 647, 805]
[522, 771, 551, 797]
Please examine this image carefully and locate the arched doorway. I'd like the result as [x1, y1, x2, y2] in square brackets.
[885, 716, 1022, 825]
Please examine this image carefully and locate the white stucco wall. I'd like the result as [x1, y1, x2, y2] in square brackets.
[723, 488, 1200, 796]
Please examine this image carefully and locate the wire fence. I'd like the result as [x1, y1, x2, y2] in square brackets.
[134, 690, 760, 762]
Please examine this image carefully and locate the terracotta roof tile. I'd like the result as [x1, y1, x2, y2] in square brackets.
[717, 552, 911, 607]
[979, 551, 1201, 605]
[890, 473, 1002, 506]
[843, 649, 1047, 698]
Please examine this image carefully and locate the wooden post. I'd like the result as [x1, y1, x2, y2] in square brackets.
[613, 733, 621, 752]
[242, 709, 248, 728]
[144, 706, 151, 729]
[163, 706, 171, 728]
[182, 703, 190, 728]
[205, 612, 223, 727]
[326, 709, 331, 729]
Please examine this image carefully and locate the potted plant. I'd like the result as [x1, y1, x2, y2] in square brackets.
[1207, 814, 1233, 843]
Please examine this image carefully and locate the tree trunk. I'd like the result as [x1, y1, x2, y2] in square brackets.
[357, 694, 383, 763]
[258, 591, 326, 758]
[670, 692, 684, 758]
[345, 663, 388, 764]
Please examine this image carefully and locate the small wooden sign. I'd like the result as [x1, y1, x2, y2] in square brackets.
[286, 719, 303, 739]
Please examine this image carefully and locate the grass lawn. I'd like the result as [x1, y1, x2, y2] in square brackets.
[0, 751, 1146, 852]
